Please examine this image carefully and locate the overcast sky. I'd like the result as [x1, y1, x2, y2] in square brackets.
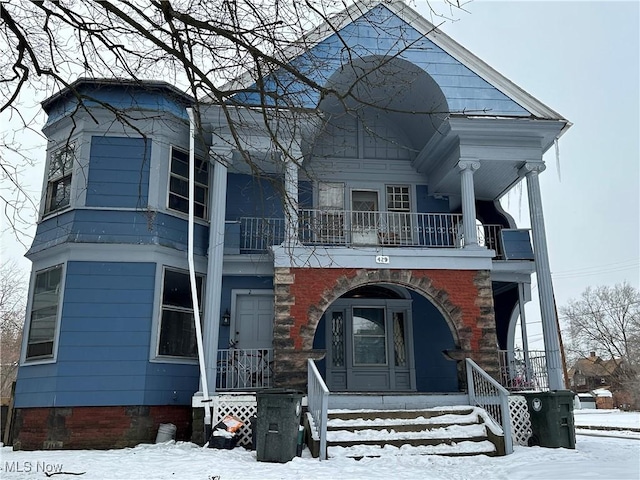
[1, 1, 638, 351]
[430, 0, 640, 348]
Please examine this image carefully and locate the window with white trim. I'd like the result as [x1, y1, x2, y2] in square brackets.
[45, 144, 75, 214]
[26, 265, 63, 360]
[168, 147, 209, 219]
[158, 268, 204, 358]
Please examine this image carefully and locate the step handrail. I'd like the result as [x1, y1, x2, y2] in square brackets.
[466, 358, 514, 455]
[307, 359, 329, 460]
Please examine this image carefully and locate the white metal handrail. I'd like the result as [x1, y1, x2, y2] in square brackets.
[466, 358, 514, 455]
[307, 359, 329, 460]
[216, 348, 273, 391]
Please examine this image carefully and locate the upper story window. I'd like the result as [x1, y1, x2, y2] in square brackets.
[386, 185, 410, 212]
[158, 268, 204, 359]
[25, 265, 63, 360]
[168, 147, 209, 219]
[45, 144, 75, 215]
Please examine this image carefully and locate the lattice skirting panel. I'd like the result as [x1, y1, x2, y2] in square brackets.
[211, 394, 257, 447]
[509, 395, 532, 446]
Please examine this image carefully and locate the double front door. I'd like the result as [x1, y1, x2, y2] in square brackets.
[325, 299, 415, 391]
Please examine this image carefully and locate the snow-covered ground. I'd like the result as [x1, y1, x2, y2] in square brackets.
[1, 411, 639, 480]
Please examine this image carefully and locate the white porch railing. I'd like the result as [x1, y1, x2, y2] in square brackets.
[498, 349, 549, 392]
[307, 359, 329, 461]
[299, 209, 464, 248]
[466, 358, 514, 455]
[239, 217, 285, 252]
[216, 348, 273, 391]
[237, 213, 505, 254]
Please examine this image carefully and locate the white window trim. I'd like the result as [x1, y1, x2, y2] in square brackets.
[21, 263, 66, 365]
[42, 142, 76, 218]
[166, 145, 210, 221]
[151, 265, 205, 364]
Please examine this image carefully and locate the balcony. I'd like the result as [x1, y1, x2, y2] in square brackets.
[234, 211, 507, 258]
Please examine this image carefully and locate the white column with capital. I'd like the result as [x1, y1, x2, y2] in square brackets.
[457, 160, 481, 248]
[284, 147, 302, 249]
[204, 148, 233, 392]
[520, 162, 565, 390]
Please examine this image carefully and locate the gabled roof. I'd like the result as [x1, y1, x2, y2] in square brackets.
[227, 0, 569, 127]
[569, 355, 623, 377]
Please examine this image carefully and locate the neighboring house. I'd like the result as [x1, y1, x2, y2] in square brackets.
[568, 352, 634, 408]
[11, 1, 570, 449]
[568, 352, 623, 394]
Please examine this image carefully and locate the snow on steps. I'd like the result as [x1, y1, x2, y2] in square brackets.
[324, 406, 502, 459]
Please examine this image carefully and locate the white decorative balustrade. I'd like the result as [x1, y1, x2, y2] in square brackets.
[237, 213, 505, 255]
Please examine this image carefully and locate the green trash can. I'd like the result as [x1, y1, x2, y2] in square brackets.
[523, 390, 576, 449]
[256, 389, 303, 463]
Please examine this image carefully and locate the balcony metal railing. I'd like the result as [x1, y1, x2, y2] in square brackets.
[498, 349, 549, 392]
[237, 213, 505, 255]
[239, 217, 285, 252]
[216, 348, 273, 391]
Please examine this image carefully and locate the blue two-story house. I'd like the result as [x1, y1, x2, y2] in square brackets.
[12, 0, 569, 450]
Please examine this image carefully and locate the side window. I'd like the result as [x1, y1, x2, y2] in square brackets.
[168, 147, 209, 219]
[158, 268, 204, 358]
[26, 265, 63, 360]
[45, 144, 75, 214]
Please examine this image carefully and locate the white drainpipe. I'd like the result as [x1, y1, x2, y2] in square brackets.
[186, 108, 211, 429]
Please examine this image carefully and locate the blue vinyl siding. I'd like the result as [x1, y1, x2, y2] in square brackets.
[233, 5, 529, 116]
[15, 261, 201, 408]
[86, 136, 152, 208]
[144, 363, 199, 405]
[416, 185, 450, 213]
[27, 210, 209, 257]
[225, 173, 284, 221]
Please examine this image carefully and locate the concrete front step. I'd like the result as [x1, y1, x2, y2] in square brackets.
[328, 440, 497, 459]
[324, 406, 501, 458]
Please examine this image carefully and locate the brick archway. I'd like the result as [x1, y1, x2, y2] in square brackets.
[272, 267, 498, 389]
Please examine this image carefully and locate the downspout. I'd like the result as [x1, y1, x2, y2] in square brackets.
[186, 108, 212, 434]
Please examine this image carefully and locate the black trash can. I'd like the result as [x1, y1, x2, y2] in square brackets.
[256, 389, 303, 463]
[522, 390, 576, 449]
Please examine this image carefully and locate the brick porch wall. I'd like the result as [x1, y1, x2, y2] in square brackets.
[273, 267, 498, 390]
[11, 405, 192, 450]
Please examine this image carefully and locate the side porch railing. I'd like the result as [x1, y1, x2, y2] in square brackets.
[466, 358, 514, 455]
[498, 349, 549, 392]
[307, 359, 329, 461]
[216, 348, 273, 391]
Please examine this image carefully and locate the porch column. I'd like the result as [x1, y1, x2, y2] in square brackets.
[520, 162, 564, 390]
[457, 159, 480, 248]
[204, 147, 233, 392]
[284, 147, 302, 248]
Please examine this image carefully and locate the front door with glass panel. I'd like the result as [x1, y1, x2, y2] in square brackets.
[326, 299, 415, 391]
[351, 190, 379, 245]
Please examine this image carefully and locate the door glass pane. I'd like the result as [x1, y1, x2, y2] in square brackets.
[352, 307, 386, 365]
[393, 311, 407, 367]
[331, 311, 345, 367]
